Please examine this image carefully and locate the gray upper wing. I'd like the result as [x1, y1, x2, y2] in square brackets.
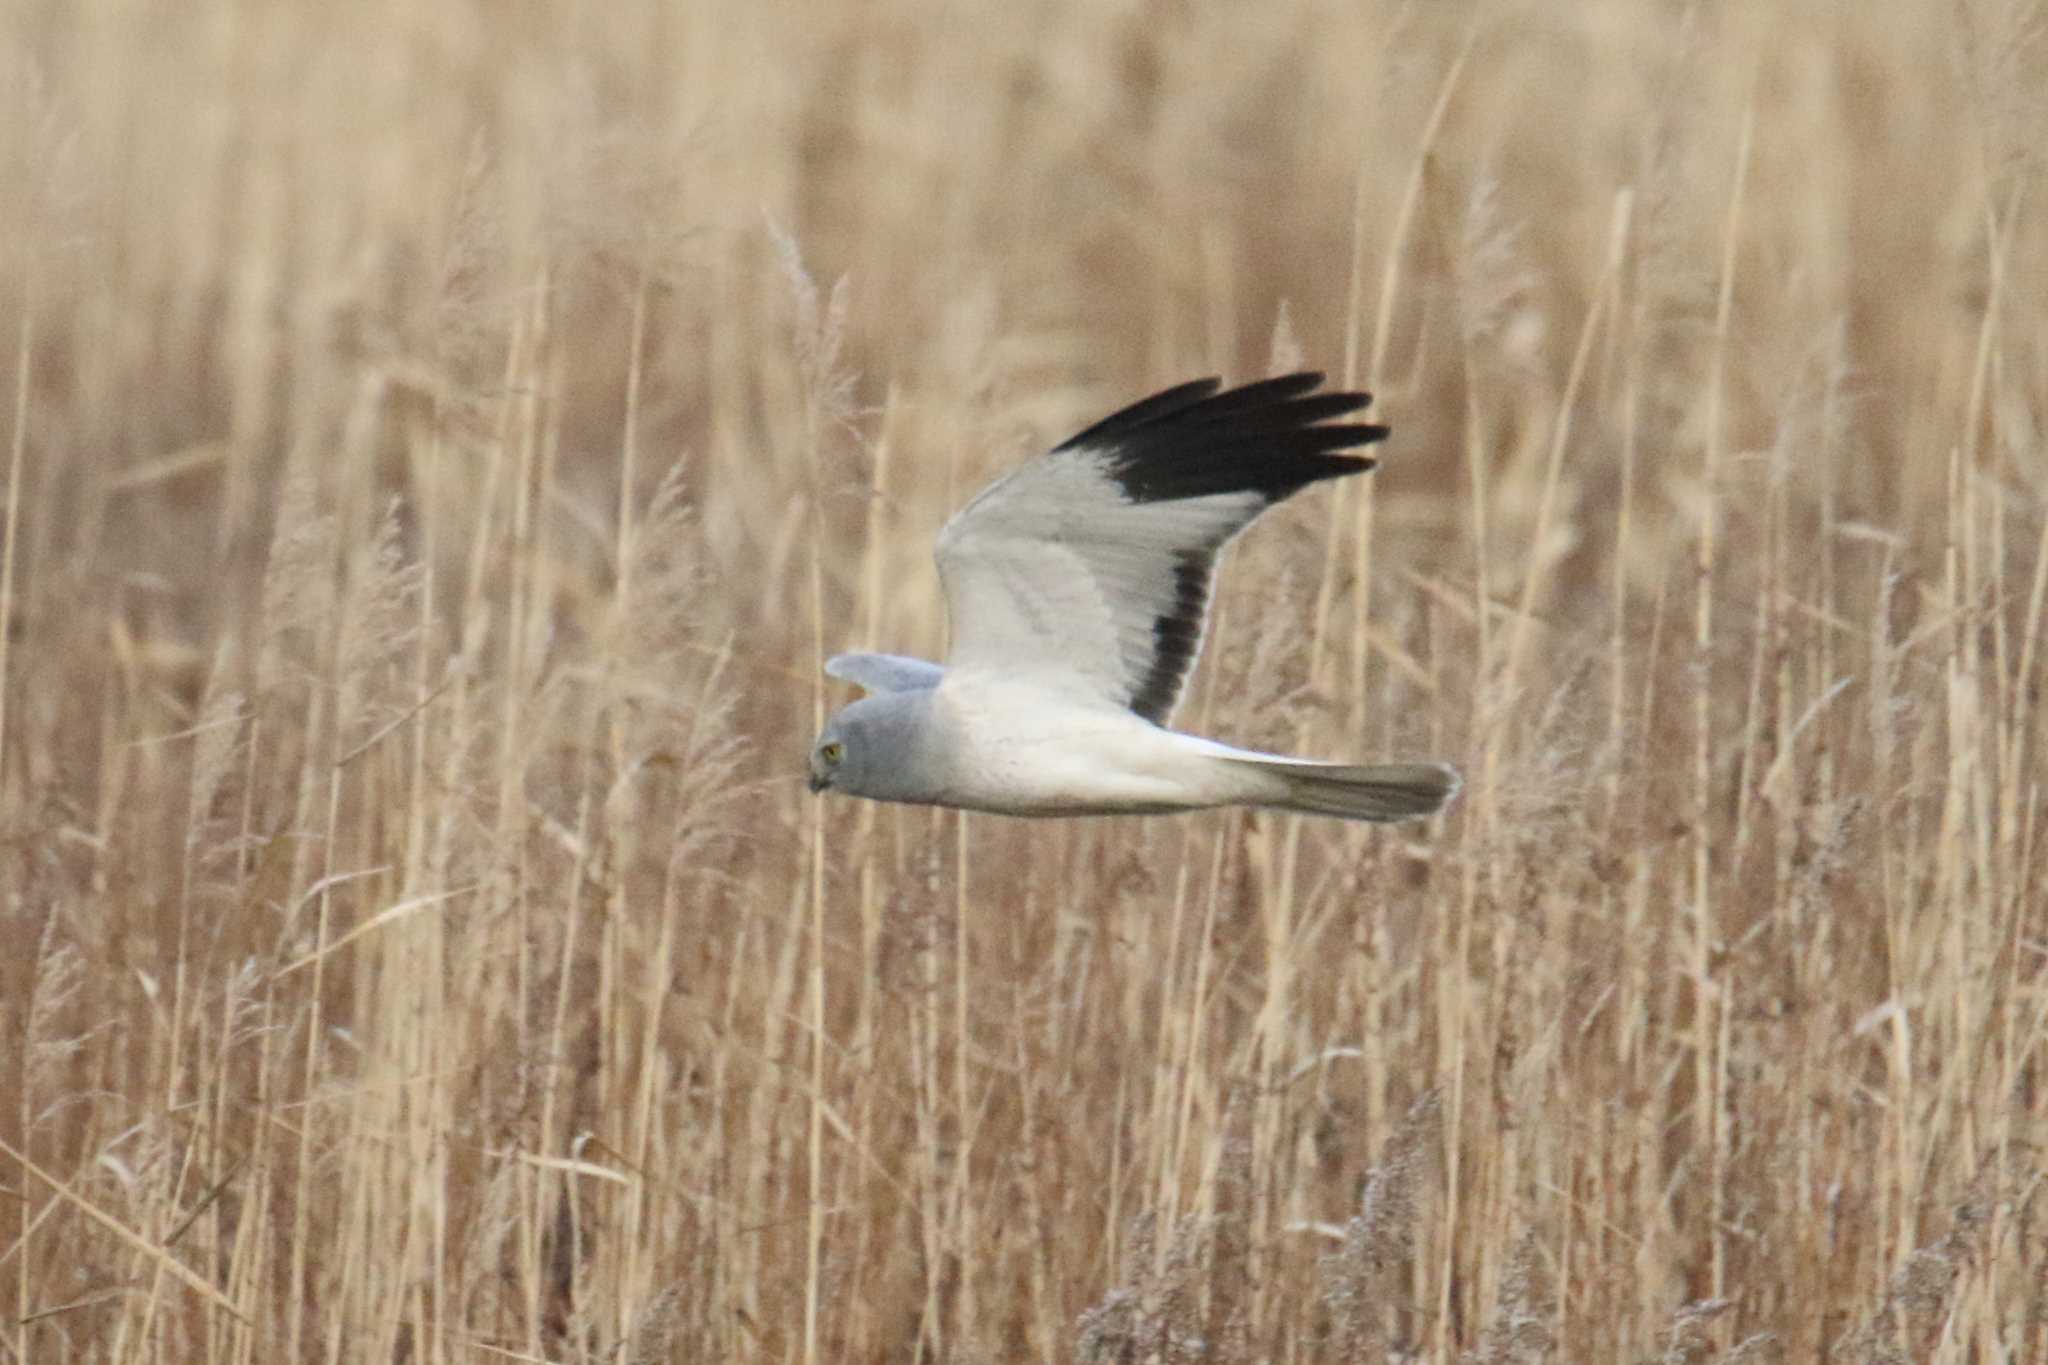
[825, 652, 944, 695]
[933, 373, 1387, 725]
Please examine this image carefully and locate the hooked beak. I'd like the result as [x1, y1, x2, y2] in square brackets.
[808, 770, 829, 794]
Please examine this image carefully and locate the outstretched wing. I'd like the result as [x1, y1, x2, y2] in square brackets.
[933, 373, 1386, 725]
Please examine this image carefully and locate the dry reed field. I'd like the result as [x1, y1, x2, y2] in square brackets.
[3, 1, 2045, 1360]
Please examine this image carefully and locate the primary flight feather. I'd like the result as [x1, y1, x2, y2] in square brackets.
[808, 373, 1459, 822]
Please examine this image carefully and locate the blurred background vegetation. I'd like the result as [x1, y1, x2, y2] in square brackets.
[1, 2, 2043, 1361]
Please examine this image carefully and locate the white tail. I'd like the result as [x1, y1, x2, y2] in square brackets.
[1230, 758, 1460, 823]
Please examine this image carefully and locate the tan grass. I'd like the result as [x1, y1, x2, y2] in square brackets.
[2, 1, 2045, 1361]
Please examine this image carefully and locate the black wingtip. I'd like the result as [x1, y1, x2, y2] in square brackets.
[1053, 377, 1224, 452]
[1059, 372, 1387, 506]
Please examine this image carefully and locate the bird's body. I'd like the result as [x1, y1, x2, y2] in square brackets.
[809, 373, 1458, 823]
[924, 674, 1250, 816]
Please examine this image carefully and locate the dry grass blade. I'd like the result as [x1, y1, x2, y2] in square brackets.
[0, 1133, 248, 1324]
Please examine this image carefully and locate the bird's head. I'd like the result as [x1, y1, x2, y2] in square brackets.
[807, 716, 850, 794]
[807, 692, 936, 804]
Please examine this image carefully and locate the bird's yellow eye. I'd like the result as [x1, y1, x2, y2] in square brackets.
[820, 741, 845, 765]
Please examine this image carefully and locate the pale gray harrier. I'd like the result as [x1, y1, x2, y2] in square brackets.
[807, 373, 1458, 821]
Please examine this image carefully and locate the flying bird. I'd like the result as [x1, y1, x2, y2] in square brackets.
[808, 373, 1459, 822]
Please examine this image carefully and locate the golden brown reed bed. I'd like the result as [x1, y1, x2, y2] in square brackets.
[0, 2, 2043, 1360]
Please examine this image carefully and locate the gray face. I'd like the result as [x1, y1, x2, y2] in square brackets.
[807, 722, 849, 793]
[806, 692, 940, 805]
